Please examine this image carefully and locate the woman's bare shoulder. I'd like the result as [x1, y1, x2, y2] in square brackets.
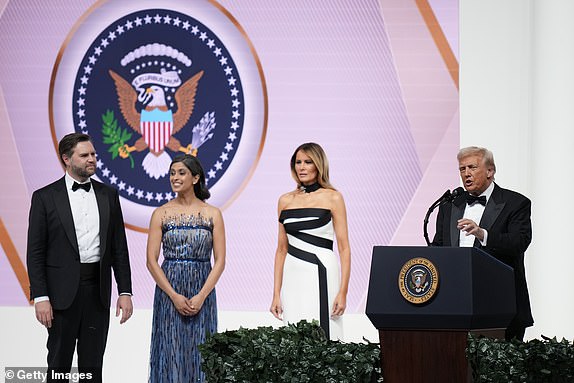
[278, 190, 298, 204]
[314, 187, 341, 199]
[322, 188, 345, 209]
[203, 202, 222, 217]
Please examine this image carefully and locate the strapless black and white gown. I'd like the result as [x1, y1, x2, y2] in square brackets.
[279, 208, 343, 340]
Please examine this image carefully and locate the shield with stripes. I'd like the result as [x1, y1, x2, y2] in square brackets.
[140, 109, 174, 154]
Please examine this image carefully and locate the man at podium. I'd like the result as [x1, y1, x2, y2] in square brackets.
[432, 146, 533, 341]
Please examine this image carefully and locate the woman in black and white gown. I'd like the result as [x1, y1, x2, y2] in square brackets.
[270, 143, 351, 340]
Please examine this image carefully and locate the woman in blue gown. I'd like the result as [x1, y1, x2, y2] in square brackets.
[147, 154, 226, 382]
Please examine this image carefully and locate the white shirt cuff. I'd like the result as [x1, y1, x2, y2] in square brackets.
[480, 229, 488, 246]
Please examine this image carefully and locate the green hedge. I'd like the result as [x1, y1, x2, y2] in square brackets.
[466, 334, 574, 382]
[200, 321, 574, 382]
[199, 320, 382, 382]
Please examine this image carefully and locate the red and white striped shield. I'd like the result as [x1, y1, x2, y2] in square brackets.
[141, 120, 173, 154]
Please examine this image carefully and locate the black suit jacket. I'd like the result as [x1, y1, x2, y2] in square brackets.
[432, 183, 534, 327]
[26, 176, 132, 310]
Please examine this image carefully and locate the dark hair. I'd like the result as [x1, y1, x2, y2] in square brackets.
[58, 133, 92, 167]
[170, 154, 210, 200]
[290, 142, 335, 190]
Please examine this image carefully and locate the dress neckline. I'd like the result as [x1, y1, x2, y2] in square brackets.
[281, 207, 331, 212]
[162, 212, 213, 228]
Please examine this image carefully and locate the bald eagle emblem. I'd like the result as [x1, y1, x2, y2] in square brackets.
[108, 68, 215, 179]
[398, 257, 439, 304]
[410, 268, 429, 293]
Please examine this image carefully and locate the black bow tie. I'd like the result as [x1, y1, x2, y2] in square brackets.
[466, 194, 486, 206]
[72, 181, 91, 192]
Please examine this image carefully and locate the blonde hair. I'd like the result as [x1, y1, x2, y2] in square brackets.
[290, 143, 335, 190]
[457, 146, 496, 174]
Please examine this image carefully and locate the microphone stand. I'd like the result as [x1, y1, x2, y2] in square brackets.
[423, 190, 451, 246]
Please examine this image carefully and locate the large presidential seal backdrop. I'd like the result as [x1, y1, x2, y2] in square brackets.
[50, 0, 267, 230]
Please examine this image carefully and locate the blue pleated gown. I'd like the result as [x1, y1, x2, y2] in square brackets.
[149, 214, 217, 383]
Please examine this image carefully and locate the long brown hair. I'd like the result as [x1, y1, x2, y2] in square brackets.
[290, 143, 335, 190]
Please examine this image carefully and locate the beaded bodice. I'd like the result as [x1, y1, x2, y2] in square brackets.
[161, 213, 213, 262]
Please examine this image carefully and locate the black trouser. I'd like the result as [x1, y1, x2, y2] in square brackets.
[505, 318, 526, 342]
[47, 263, 109, 383]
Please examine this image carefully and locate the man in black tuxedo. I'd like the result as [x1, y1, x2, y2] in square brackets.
[432, 146, 533, 341]
[26, 133, 133, 382]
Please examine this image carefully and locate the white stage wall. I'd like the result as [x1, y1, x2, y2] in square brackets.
[461, 0, 574, 341]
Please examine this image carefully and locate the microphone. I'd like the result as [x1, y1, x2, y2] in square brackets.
[423, 187, 464, 246]
[445, 187, 464, 202]
[438, 189, 452, 201]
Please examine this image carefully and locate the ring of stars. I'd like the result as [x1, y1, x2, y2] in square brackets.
[74, 11, 244, 205]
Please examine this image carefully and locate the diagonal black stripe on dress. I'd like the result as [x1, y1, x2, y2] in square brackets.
[279, 208, 343, 340]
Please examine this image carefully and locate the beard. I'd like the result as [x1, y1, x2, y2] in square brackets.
[71, 163, 96, 179]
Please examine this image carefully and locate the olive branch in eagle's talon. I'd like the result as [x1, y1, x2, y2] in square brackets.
[101, 110, 135, 168]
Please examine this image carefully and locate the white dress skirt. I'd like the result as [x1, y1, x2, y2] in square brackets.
[279, 208, 343, 340]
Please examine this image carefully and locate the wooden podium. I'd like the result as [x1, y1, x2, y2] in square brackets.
[366, 246, 516, 383]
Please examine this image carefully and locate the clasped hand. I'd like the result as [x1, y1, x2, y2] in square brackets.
[172, 293, 203, 316]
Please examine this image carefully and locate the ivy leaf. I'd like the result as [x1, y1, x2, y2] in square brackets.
[199, 320, 382, 382]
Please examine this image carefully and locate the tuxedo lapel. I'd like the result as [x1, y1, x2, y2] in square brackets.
[449, 197, 466, 246]
[93, 182, 110, 254]
[479, 183, 505, 231]
[52, 178, 80, 256]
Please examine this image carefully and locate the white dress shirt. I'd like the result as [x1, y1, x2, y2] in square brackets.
[65, 172, 101, 263]
[34, 174, 100, 304]
[459, 181, 494, 247]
